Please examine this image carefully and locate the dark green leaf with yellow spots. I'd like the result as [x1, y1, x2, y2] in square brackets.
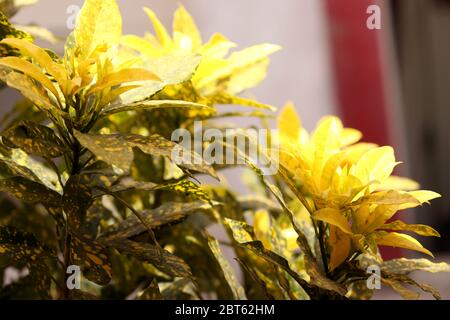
[100, 201, 211, 241]
[158, 180, 212, 203]
[2, 121, 67, 158]
[63, 174, 93, 230]
[102, 99, 210, 117]
[0, 226, 51, 298]
[109, 179, 158, 193]
[0, 147, 61, 192]
[0, 176, 61, 205]
[209, 92, 275, 111]
[138, 278, 162, 300]
[70, 232, 112, 286]
[74, 130, 217, 178]
[160, 277, 197, 300]
[104, 239, 191, 278]
[207, 234, 246, 300]
[0, 11, 32, 56]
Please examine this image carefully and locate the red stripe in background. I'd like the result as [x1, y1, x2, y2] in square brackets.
[324, 0, 400, 259]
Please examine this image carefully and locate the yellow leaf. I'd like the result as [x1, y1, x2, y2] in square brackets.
[312, 208, 352, 234]
[227, 58, 270, 95]
[0, 38, 67, 87]
[380, 220, 440, 237]
[0, 71, 59, 114]
[88, 68, 161, 94]
[0, 56, 59, 99]
[354, 146, 397, 185]
[121, 35, 160, 57]
[277, 102, 301, 142]
[144, 7, 172, 48]
[408, 190, 441, 205]
[340, 128, 362, 147]
[329, 226, 351, 270]
[312, 116, 343, 185]
[375, 232, 433, 257]
[173, 5, 202, 50]
[375, 176, 420, 191]
[75, 0, 122, 58]
[200, 33, 236, 59]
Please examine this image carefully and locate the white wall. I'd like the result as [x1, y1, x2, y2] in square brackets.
[11, 0, 337, 128]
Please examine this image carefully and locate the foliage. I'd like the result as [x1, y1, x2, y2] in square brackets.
[0, 0, 448, 300]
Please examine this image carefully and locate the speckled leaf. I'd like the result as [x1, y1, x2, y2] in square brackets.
[63, 174, 93, 230]
[0, 70, 61, 114]
[0, 176, 61, 205]
[207, 235, 247, 300]
[109, 179, 158, 193]
[74, 131, 217, 178]
[102, 99, 210, 117]
[381, 258, 450, 275]
[161, 278, 195, 300]
[347, 280, 374, 300]
[0, 11, 32, 56]
[0, 225, 47, 264]
[74, 0, 122, 58]
[3, 121, 67, 157]
[209, 92, 275, 111]
[0, 226, 51, 298]
[224, 217, 317, 297]
[104, 239, 191, 278]
[381, 277, 420, 300]
[138, 278, 162, 300]
[100, 201, 211, 241]
[70, 232, 112, 286]
[157, 180, 213, 203]
[391, 275, 441, 300]
[380, 220, 440, 237]
[244, 162, 346, 296]
[0, 148, 61, 192]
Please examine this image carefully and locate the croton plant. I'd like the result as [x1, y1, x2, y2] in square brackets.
[0, 0, 448, 300]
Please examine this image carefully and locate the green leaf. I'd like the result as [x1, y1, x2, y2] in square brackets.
[3, 121, 67, 157]
[0, 225, 48, 265]
[0, 11, 32, 56]
[104, 239, 191, 278]
[0, 226, 51, 298]
[235, 258, 275, 299]
[225, 218, 319, 297]
[157, 180, 213, 203]
[244, 162, 346, 296]
[138, 278, 163, 300]
[74, 131, 217, 178]
[0, 148, 61, 192]
[209, 92, 275, 111]
[0, 70, 61, 114]
[102, 99, 211, 117]
[63, 174, 93, 230]
[207, 234, 247, 300]
[0, 176, 61, 205]
[100, 201, 211, 241]
[70, 232, 112, 286]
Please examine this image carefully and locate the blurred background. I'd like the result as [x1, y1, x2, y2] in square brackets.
[2, 0, 449, 299]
